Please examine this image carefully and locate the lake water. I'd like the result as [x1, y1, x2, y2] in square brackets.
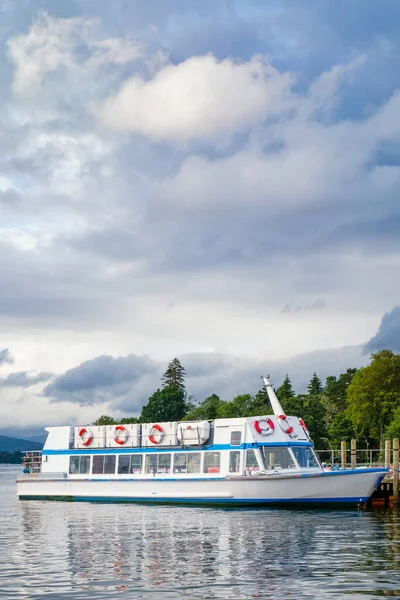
[1, 465, 400, 599]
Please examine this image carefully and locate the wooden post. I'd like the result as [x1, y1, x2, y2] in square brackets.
[341, 440, 347, 469]
[385, 439, 391, 469]
[351, 439, 357, 469]
[393, 438, 399, 507]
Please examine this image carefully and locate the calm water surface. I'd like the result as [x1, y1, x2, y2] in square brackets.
[1, 465, 400, 599]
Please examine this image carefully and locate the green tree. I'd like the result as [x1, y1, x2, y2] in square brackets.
[119, 417, 138, 424]
[347, 350, 400, 445]
[216, 394, 254, 419]
[251, 385, 271, 415]
[301, 394, 328, 448]
[308, 372, 323, 395]
[276, 375, 302, 415]
[140, 386, 189, 422]
[276, 374, 295, 403]
[183, 393, 224, 421]
[328, 412, 355, 448]
[324, 369, 357, 413]
[385, 407, 400, 440]
[92, 415, 118, 426]
[161, 358, 186, 391]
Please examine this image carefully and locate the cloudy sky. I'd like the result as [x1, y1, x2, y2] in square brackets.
[0, 0, 400, 437]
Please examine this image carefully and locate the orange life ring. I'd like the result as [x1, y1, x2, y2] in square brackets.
[148, 423, 164, 445]
[114, 425, 128, 445]
[253, 418, 274, 436]
[277, 414, 293, 434]
[79, 427, 93, 446]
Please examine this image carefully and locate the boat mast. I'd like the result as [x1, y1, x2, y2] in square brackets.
[262, 375, 285, 417]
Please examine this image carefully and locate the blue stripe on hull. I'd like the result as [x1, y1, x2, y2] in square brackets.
[18, 495, 369, 507]
[43, 441, 313, 456]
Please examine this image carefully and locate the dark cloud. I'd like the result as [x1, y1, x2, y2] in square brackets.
[281, 300, 326, 314]
[40, 344, 367, 415]
[0, 371, 53, 388]
[0, 349, 14, 366]
[43, 354, 157, 406]
[363, 306, 400, 354]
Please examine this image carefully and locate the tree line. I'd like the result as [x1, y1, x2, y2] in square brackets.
[0, 451, 22, 464]
[93, 350, 400, 449]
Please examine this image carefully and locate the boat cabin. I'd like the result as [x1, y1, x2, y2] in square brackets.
[39, 415, 321, 480]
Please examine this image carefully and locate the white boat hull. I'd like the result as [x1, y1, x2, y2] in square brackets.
[16, 468, 386, 507]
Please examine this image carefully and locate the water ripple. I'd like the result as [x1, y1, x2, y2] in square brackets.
[1, 466, 400, 598]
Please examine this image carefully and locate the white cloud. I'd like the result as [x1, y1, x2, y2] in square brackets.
[7, 11, 90, 96]
[97, 55, 293, 142]
[6, 11, 143, 97]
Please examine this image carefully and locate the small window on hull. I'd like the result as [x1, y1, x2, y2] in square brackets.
[230, 431, 242, 446]
[229, 451, 241, 473]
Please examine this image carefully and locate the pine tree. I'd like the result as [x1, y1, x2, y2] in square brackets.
[276, 374, 295, 403]
[276, 374, 301, 415]
[251, 386, 270, 415]
[307, 372, 323, 395]
[161, 358, 186, 391]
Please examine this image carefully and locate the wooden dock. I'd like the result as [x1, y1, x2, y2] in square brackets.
[332, 438, 399, 508]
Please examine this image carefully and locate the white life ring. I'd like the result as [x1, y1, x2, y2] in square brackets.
[114, 425, 128, 445]
[277, 414, 293, 434]
[253, 418, 274, 436]
[148, 423, 164, 445]
[78, 427, 93, 446]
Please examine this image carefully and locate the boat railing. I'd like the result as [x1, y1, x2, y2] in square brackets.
[22, 450, 42, 474]
[316, 448, 387, 469]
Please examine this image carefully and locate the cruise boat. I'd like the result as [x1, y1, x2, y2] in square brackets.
[16, 377, 387, 507]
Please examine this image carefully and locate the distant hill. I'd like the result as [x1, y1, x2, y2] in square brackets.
[0, 435, 43, 453]
[23, 434, 47, 445]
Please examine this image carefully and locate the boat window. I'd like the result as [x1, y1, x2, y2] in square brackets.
[173, 453, 187, 473]
[245, 449, 260, 472]
[230, 431, 242, 446]
[118, 455, 130, 474]
[291, 446, 320, 468]
[203, 452, 220, 474]
[130, 454, 143, 474]
[104, 455, 116, 474]
[69, 455, 91, 475]
[69, 456, 80, 474]
[229, 451, 241, 473]
[80, 456, 91, 474]
[92, 455, 104, 474]
[172, 453, 201, 474]
[187, 453, 201, 473]
[92, 455, 116, 475]
[261, 447, 296, 470]
[145, 454, 158, 474]
[157, 454, 171, 474]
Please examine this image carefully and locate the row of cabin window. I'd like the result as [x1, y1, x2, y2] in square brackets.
[69, 449, 260, 476]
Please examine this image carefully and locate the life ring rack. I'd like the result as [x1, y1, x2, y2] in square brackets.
[148, 423, 164, 445]
[78, 427, 93, 446]
[253, 418, 274, 436]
